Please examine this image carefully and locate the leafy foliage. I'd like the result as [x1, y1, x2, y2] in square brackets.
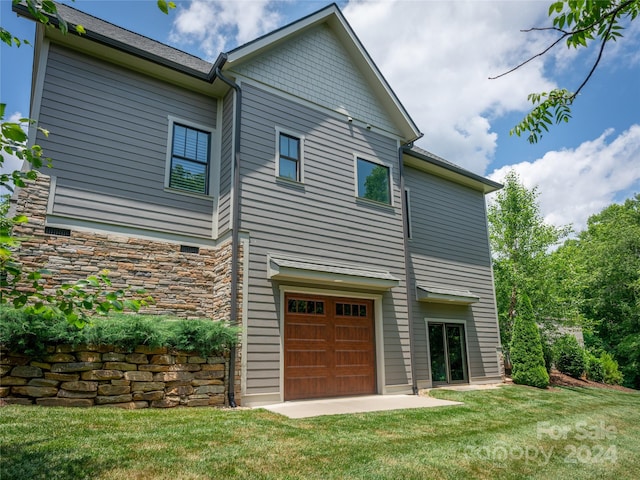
[573, 194, 640, 388]
[493, 0, 640, 142]
[510, 294, 550, 388]
[510, 89, 573, 144]
[488, 171, 571, 355]
[0, 103, 51, 193]
[554, 334, 586, 378]
[0, 308, 239, 358]
[599, 351, 624, 385]
[585, 351, 606, 382]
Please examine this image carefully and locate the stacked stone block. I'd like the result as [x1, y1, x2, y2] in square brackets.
[0, 345, 229, 408]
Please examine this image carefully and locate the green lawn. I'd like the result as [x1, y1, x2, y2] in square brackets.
[1, 385, 639, 480]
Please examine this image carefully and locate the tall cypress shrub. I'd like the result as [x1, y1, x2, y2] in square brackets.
[510, 294, 550, 388]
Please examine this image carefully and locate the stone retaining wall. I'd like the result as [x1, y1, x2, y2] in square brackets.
[0, 345, 229, 409]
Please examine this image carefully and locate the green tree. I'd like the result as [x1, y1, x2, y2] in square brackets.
[575, 195, 640, 388]
[492, 0, 640, 143]
[488, 171, 570, 358]
[510, 294, 550, 388]
[364, 165, 390, 204]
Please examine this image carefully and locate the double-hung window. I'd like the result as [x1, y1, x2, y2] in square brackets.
[169, 122, 211, 195]
[356, 157, 391, 205]
[278, 132, 301, 181]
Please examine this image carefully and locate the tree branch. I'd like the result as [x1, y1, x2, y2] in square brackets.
[489, 0, 636, 80]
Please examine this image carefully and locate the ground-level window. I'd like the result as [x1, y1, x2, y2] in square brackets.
[356, 157, 391, 204]
[277, 132, 302, 181]
[167, 120, 212, 195]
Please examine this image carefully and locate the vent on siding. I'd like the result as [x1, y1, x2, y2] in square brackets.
[44, 226, 71, 237]
[180, 245, 200, 254]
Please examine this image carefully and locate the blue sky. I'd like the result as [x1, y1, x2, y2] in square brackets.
[1, 0, 639, 232]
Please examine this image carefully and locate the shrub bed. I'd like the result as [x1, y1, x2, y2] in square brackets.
[0, 308, 239, 358]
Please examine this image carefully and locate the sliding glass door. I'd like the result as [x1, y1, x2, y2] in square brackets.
[428, 323, 468, 384]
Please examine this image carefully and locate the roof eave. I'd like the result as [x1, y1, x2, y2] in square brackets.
[403, 147, 502, 194]
[12, 1, 212, 82]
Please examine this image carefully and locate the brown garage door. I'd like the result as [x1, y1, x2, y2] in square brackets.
[284, 294, 376, 401]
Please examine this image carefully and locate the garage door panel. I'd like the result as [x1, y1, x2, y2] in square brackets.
[286, 376, 330, 400]
[335, 375, 374, 395]
[335, 350, 374, 368]
[286, 321, 328, 343]
[284, 295, 375, 400]
[286, 349, 329, 368]
[335, 324, 372, 343]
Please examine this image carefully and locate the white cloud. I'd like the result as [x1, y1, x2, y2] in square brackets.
[343, 0, 557, 173]
[169, 0, 283, 60]
[488, 125, 640, 232]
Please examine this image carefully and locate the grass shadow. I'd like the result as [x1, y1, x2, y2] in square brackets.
[1, 441, 118, 480]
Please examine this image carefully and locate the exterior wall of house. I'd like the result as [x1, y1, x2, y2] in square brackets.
[36, 43, 218, 238]
[236, 82, 411, 400]
[231, 24, 398, 135]
[405, 166, 502, 385]
[12, 175, 237, 322]
[217, 91, 235, 236]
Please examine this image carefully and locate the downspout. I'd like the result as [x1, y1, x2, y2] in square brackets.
[215, 66, 241, 408]
[399, 142, 418, 395]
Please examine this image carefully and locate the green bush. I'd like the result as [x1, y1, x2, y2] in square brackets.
[82, 314, 167, 352]
[166, 319, 239, 357]
[0, 307, 83, 357]
[510, 295, 549, 388]
[586, 352, 605, 383]
[600, 351, 623, 385]
[0, 307, 239, 357]
[540, 336, 554, 373]
[554, 335, 586, 378]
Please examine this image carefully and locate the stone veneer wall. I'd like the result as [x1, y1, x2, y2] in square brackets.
[0, 345, 229, 408]
[9, 174, 244, 405]
[11, 174, 240, 321]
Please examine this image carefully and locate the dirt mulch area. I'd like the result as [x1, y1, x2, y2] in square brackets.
[548, 370, 637, 393]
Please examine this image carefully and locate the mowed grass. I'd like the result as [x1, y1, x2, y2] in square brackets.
[1, 385, 639, 480]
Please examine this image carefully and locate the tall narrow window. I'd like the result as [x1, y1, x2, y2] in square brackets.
[169, 123, 211, 195]
[278, 133, 300, 181]
[356, 157, 391, 204]
[404, 188, 413, 239]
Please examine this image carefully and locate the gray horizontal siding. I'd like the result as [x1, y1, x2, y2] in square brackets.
[240, 83, 410, 396]
[406, 166, 501, 383]
[218, 91, 234, 235]
[38, 44, 218, 237]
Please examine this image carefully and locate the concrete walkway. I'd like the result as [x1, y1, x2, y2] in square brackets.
[260, 394, 463, 419]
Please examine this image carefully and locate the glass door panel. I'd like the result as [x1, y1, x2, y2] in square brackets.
[446, 324, 467, 382]
[428, 322, 468, 384]
[428, 324, 447, 383]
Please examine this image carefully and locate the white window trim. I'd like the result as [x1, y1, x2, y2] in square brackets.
[164, 115, 217, 198]
[275, 127, 305, 183]
[353, 153, 394, 206]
